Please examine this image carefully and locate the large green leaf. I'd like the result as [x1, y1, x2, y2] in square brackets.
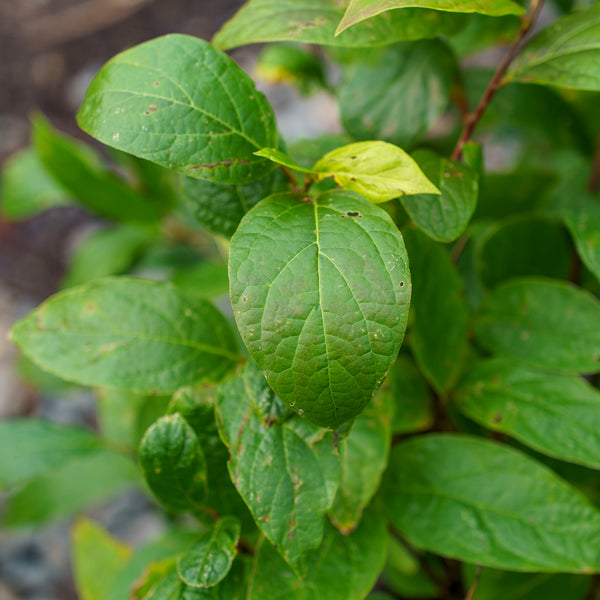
[216, 362, 340, 576]
[10, 277, 239, 393]
[62, 224, 156, 288]
[473, 278, 600, 374]
[403, 228, 469, 393]
[71, 519, 132, 600]
[248, 511, 388, 600]
[402, 150, 478, 242]
[338, 41, 456, 150]
[337, 0, 523, 34]
[180, 168, 287, 238]
[77, 35, 278, 185]
[507, 6, 600, 91]
[0, 148, 72, 220]
[213, 0, 467, 49]
[2, 449, 140, 527]
[454, 358, 600, 470]
[139, 414, 208, 513]
[330, 389, 394, 533]
[229, 190, 411, 428]
[381, 434, 600, 572]
[177, 517, 240, 588]
[0, 419, 101, 490]
[33, 116, 166, 223]
[314, 142, 440, 204]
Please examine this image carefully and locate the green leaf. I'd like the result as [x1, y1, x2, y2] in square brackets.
[387, 355, 434, 435]
[337, 0, 523, 35]
[507, 6, 600, 90]
[213, 0, 467, 49]
[180, 168, 288, 238]
[461, 564, 591, 600]
[71, 519, 132, 600]
[254, 148, 314, 174]
[62, 224, 156, 288]
[0, 148, 72, 220]
[32, 115, 166, 223]
[454, 358, 600, 470]
[403, 228, 469, 393]
[473, 277, 600, 374]
[229, 190, 411, 428]
[2, 449, 140, 527]
[139, 414, 208, 513]
[475, 216, 571, 288]
[216, 362, 340, 576]
[77, 34, 278, 185]
[330, 389, 393, 533]
[248, 511, 388, 600]
[338, 41, 456, 150]
[177, 517, 240, 588]
[0, 419, 101, 489]
[402, 150, 478, 242]
[10, 277, 239, 393]
[314, 142, 440, 204]
[381, 434, 600, 572]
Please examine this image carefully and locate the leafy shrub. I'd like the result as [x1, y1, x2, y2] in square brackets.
[3, 0, 600, 598]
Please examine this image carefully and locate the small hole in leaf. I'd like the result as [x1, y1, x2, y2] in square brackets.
[345, 211, 361, 218]
[242, 296, 248, 303]
[399, 281, 405, 287]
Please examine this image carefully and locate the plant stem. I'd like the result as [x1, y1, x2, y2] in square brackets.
[464, 565, 482, 600]
[279, 164, 300, 191]
[451, 0, 545, 161]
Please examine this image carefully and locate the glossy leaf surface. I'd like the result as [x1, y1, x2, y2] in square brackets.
[229, 190, 411, 428]
[177, 517, 240, 587]
[474, 278, 600, 374]
[382, 434, 600, 572]
[507, 6, 600, 90]
[213, 0, 466, 49]
[455, 358, 600, 469]
[10, 277, 239, 393]
[78, 35, 278, 184]
[337, 0, 523, 34]
[139, 414, 208, 513]
[216, 362, 340, 576]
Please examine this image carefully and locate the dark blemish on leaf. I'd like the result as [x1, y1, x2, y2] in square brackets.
[144, 105, 157, 115]
[493, 414, 504, 424]
[85, 302, 97, 314]
[242, 296, 248, 303]
[154, 81, 160, 86]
